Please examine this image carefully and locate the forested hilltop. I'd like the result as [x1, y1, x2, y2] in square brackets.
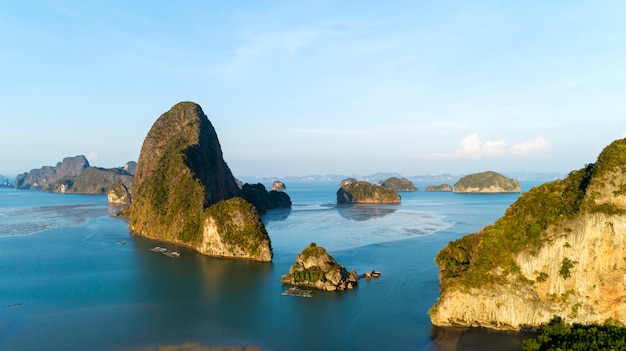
[431, 137, 626, 330]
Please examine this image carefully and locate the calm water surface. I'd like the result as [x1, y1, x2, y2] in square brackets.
[0, 181, 547, 350]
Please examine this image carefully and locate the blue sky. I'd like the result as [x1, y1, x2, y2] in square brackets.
[1, 1, 625, 178]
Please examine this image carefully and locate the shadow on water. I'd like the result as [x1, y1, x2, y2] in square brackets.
[424, 326, 537, 351]
[129, 235, 275, 347]
[335, 203, 398, 221]
[261, 208, 292, 222]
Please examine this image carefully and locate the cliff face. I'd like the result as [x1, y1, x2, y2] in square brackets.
[453, 171, 520, 193]
[107, 183, 131, 204]
[337, 178, 401, 204]
[126, 101, 272, 261]
[430, 138, 626, 330]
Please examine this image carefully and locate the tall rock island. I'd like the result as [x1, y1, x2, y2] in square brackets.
[430, 138, 626, 329]
[125, 102, 272, 261]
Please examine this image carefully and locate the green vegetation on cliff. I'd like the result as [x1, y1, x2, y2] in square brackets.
[523, 316, 626, 351]
[436, 138, 626, 290]
[205, 197, 271, 257]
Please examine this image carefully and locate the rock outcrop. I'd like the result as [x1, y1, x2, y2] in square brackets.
[430, 138, 626, 330]
[424, 184, 453, 192]
[122, 161, 137, 176]
[107, 183, 131, 204]
[240, 183, 292, 214]
[271, 180, 286, 191]
[124, 101, 272, 262]
[337, 178, 401, 204]
[379, 177, 418, 192]
[281, 243, 358, 291]
[453, 171, 520, 193]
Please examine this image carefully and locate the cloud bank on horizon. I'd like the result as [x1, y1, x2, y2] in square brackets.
[0, 1, 625, 177]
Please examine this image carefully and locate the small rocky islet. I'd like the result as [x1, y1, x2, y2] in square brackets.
[281, 243, 359, 291]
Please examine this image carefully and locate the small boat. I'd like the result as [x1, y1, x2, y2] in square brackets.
[282, 286, 313, 298]
[150, 246, 168, 253]
[163, 251, 180, 258]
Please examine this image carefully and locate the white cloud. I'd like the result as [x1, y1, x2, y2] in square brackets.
[416, 134, 550, 160]
[86, 151, 98, 163]
[420, 134, 506, 159]
[511, 137, 551, 157]
[482, 140, 507, 155]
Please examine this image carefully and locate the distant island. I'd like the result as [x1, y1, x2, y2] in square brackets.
[424, 184, 452, 192]
[14, 155, 135, 194]
[430, 137, 626, 330]
[453, 171, 520, 193]
[336, 178, 401, 204]
[379, 176, 418, 192]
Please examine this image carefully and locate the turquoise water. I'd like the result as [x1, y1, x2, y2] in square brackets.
[0, 181, 545, 350]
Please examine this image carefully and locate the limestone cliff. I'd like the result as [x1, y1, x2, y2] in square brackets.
[430, 138, 626, 330]
[337, 178, 401, 204]
[281, 243, 358, 291]
[107, 183, 131, 204]
[125, 101, 272, 261]
[453, 171, 520, 193]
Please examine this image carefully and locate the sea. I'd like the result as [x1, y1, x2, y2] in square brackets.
[0, 180, 549, 351]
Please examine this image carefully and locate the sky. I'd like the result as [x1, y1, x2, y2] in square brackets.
[1, 1, 625, 178]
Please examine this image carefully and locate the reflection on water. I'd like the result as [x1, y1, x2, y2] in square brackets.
[262, 208, 292, 222]
[336, 204, 397, 221]
[0, 203, 108, 237]
[425, 326, 536, 351]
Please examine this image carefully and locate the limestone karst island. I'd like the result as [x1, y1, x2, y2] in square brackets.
[430, 137, 626, 330]
[337, 178, 401, 204]
[453, 171, 520, 193]
[121, 101, 289, 262]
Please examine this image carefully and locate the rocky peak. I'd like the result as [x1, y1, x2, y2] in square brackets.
[125, 102, 272, 261]
[133, 101, 240, 207]
[56, 155, 90, 175]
